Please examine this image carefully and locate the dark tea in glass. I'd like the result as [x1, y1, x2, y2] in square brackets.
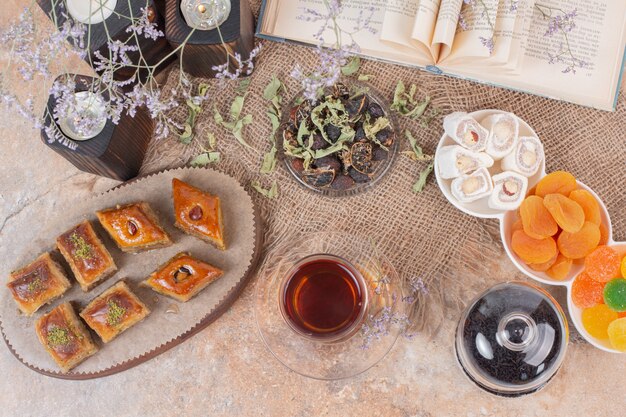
[280, 254, 367, 341]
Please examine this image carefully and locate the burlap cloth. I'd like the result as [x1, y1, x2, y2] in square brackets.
[140, 1, 626, 334]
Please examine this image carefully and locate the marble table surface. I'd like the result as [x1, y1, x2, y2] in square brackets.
[1, 3, 625, 417]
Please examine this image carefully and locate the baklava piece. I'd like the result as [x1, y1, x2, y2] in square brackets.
[7, 252, 72, 316]
[35, 302, 98, 373]
[80, 280, 150, 343]
[142, 252, 223, 302]
[172, 178, 226, 250]
[96, 202, 172, 253]
[56, 220, 117, 291]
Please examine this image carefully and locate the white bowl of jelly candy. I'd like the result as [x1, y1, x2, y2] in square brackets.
[435, 110, 545, 219]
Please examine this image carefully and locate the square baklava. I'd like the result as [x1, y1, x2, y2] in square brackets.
[142, 252, 223, 302]
[7, 252, 71, 316]
[35, 302, 98, 373]
[96, 202, 172, 253]
[80, 280, 150, 343]
[56, 220, 117, 291]
[172, 178, 226, 250]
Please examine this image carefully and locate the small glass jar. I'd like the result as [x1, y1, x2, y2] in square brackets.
[180, 0, 231, 30]
[455, 282, 569, 397]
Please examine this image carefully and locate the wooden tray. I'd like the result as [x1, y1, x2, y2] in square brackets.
[1, 167, 262, 379]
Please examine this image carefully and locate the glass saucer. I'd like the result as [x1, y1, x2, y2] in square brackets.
[254, 231, 407, 380]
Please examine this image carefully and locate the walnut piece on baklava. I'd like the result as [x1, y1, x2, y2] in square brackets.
[7, 252, 71, 316]
[80, 280, 150, 343]
[142, 252, 223, 302]
[56, 220, 117, 291]
[96, 202, 172, 253]
[35, 302, 98, 373]
[172, 178, 226, 250]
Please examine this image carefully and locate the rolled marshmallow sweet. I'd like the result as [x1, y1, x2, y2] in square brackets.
[482, 113, 519, 160]
[437, 145, 494, 179]
[488, 171, 528, 211]
[451, 167, 494, 203]
[443, 112, 488, 152]
[501, 136, 544, 177]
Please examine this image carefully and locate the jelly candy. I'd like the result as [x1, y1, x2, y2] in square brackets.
[608, 318, 626, 351]
[528, 253, 558, 272]
[568, 189, 601, 226]
[621, 255, 626, 279]
[582, 304, 618, 339]
[603, 278, 626, 312]
[535, 171, 577, 198]
[546, 254, 572, 280]
[572, 272, 605, 309]
[543, 194, 585, 233]
[584, 246, 621, 282]
[519, 196, 558, 239]
[557, 221, 600, 259]
[511, 230, 557, 264]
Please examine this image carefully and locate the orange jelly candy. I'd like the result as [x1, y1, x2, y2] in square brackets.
[557, 221, 600, 259]
[543, 194, 585, 233]
[572, 271, 605, 309]
[511, 230, 557, 264]
[519, 196, 558, 239]
[546, 254, 573, 280]
[584, 246, 621, 282]
[535, 171, 577, 198]
[568, 189, 601, 226]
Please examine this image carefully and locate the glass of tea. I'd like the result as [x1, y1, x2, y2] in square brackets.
[255, 231, 407, 380]
[279, 254, 368, 343]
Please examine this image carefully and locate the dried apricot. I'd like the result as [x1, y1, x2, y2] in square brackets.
[584, 246, 621, 282]
[511, 219, 523, 233]
[568, 189, 601, 226]
[527, 185, 536, 196]
[546, 254, 573, 280]
[572, 271, 605, 309]
[622, 255, 626, 279]
[543, 194, 585, 233]
[528, 253, 558, 272]
[557, 221, 600, 259]
[511, 230, 557, 264]
[519, 196, 558, 239]
[535, 171, 577, 197]
[599, 222, 610, 245]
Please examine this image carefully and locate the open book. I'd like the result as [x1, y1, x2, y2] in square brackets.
[257, 0, 626, 111]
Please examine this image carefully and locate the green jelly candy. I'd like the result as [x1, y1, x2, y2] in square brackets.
[603, 278, 626, 312]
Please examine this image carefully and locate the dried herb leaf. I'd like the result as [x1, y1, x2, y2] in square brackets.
[263, 75, 282, 100]
[179, 123, 193, 144]
[358, 74, 373, 81]
[190, 151, 220, 167]
[214, 94, 253, 149]
[404, 130, 433, 161]
[207, 132, 217, 149]
[230, 94, 246, 121]
[252, 180, 279, 199]
[198, 83, 210, 97]
[260, 145, 277, 174]
[236, 78, 251, 93]
[413, 163, 433, 193]
[341, 56, 361, 76]
[391, 80, 432, 121]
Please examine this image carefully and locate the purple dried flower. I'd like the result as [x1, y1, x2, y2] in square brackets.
[479, 36, 495, 54]
[360, 306, 409, 349]
[211, 44, 262, 80]
[510, 0, 519, 12]
[458, 12, 469, 31]
[545, 9, 577, 37]
[126, 7, 164, 41]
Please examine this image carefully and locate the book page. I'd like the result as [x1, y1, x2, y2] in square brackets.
[442, 0, 626, 110]
[432, 0, 464, 61]
[380, 0, 433, 60]
[260, 0, 433, 67]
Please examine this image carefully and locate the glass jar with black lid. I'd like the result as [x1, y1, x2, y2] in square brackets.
[456, 282, 569, 397]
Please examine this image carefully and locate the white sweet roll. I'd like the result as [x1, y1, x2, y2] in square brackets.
[488, 171, 528, 211]
[501, 136, 544, 177]
[482, 113, 519, 160]
[443, 112, 488, 152]
[451, 167, 494, 203]
[437, 145, 494, 179]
